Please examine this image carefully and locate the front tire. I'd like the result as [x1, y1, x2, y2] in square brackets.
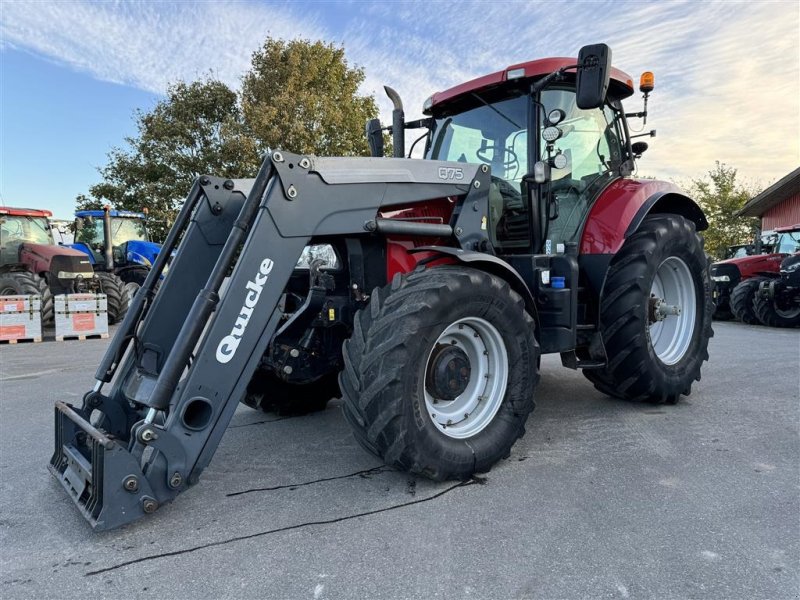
[119, 267, 149, 302]
[753, 290, 800, 328]
[242, 370, 339, 415]
[584, 214, 713, 404]
[731, 277, 769, 324]
[95, 272, 129, 324]
[340, 267, 539, 481]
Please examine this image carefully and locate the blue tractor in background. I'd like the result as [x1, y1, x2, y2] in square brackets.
[69, 207, 163, 302]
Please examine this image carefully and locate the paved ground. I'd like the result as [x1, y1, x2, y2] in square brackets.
[0, 321, 798, 599]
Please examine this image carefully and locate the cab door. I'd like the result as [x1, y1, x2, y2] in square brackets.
[534, 87, 626, 253]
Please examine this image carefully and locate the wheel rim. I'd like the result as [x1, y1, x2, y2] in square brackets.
[648, 257, 697, 365]
[423, 317, 508, 439]
[775, 301, 800, 319]
[124, 282, 140, 302]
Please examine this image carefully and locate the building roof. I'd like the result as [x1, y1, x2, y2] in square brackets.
[738, 166, 800, 217]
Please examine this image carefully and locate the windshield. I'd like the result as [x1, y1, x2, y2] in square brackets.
[77, 216, 148, 246]
[0, 216, 53, 245]
[426, 96, 530, 249]
[775, 231, 800, 254]
[427, 95, 529, 188]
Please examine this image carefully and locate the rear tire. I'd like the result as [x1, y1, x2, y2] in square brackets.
[242, 370, 339, 415]
[731, 277, 768, 324]
[0, 271, 54, 326]
[340, 267, 539, 481]
[95, 272, 129, 324]
[753, 291, 800, 328]
[583, 214, 713, 404]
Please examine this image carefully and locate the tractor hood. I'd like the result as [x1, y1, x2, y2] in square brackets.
[21, 242, 93, 265]
[125, 240, 162, 267]
[19, 242, 94, 279]
[714, 252, 786, 278]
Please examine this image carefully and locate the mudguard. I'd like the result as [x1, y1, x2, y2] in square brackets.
[580, 179, 707, 255]
[410, 246, 536, 315]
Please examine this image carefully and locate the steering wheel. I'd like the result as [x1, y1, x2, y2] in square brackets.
[476, 145, 519, 169]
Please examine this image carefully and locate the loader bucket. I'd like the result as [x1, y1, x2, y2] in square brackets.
[49, 401, 157, 530]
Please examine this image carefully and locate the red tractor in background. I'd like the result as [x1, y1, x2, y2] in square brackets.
[711, 226, 800, 323]
[0, 207, 129, 324]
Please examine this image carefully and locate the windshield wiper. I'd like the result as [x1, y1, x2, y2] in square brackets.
[26, 216, 50, 235]
[471, 92, 521, 129]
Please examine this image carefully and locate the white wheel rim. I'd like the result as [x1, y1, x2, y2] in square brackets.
[124, 282, 140, 302]
[649, 257, 697, 365]
[423, 317, 509, 439]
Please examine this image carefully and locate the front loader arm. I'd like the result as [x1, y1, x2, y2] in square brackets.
[50, 150, 490, 530]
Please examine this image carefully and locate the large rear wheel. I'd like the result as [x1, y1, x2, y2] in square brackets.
[584, 214, 713, 404]
[340, 267, 539, 481]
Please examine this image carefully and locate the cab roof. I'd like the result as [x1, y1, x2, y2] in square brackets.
[76, 209, 146, 219]
[0, 206, 53, 218]
[425, 57, 635, 114]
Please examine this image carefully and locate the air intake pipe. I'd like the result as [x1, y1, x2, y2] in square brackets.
[384, 86, 405, 158]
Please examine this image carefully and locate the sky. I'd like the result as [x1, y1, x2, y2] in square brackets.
[1, 0, 798, 219]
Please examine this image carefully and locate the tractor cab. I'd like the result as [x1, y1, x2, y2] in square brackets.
[73, 209, 153, 267]
[0, 207, 55, 265]
[419, 53, 645, 255]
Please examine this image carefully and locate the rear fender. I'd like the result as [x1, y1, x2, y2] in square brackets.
[409, 246, 537, 317]
[580, 179, 708, 255]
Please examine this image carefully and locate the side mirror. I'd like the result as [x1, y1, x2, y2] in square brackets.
[365, 118, 384, 157]
[631, 141, 648, 157]
[576, 43, 612, 109]
[74, 217, 84, 231]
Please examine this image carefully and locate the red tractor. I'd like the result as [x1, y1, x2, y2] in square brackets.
[51, 44, 715, 530]
[0, 207, 129, 324]
[712, 226, 800, 322]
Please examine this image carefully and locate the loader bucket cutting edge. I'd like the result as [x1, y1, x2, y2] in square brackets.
[49, 401, 156, 530]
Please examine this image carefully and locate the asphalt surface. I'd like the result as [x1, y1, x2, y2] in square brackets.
[0, 321, 798, 599]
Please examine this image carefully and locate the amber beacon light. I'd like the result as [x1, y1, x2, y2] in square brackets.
[639, 71, 655, 94]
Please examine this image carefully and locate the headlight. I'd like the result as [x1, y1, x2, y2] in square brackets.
[710, 275, 730, 282]
[295, 244, 339, 270]
[57, 271, 92, 279]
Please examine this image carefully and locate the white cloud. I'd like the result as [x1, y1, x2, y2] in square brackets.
[0, 0, 327, 91]
[1, 0, 798, 186]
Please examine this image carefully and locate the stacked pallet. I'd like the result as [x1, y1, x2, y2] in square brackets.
[0, 295, 42, 344]
[54, 293, 109, 341]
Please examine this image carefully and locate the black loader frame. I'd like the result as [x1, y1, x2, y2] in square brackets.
[50, 151, 494, 530]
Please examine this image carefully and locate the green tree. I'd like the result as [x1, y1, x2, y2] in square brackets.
[689, 162, 761, 259]
[78, 79, 258, 240]
[80, 38, 383, 240]
[241, 38, 378, 156]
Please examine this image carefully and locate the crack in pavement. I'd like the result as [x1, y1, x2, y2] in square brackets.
[227, 416, 294, 429]
[226, 466, 393, 497]
[85, 479, 477, 577]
